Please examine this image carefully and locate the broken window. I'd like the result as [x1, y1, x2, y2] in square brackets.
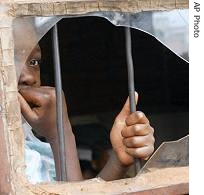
[0, 1, 189, 194]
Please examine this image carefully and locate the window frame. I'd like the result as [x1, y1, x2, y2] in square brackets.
[0, 0, 189, 194]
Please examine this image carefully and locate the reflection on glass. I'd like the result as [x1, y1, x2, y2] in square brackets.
[89, 9, 189, 62]
[152, 10, 188, 61]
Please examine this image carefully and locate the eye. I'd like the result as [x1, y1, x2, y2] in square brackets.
[29, 59, 41, 67]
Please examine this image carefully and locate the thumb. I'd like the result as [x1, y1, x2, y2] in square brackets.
[117, 92, 138, 120]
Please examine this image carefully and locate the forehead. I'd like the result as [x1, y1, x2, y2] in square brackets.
[13, 18, 40, 77]
[28, 44, 41, 58]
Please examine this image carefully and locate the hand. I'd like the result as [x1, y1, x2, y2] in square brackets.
[18, 86, 83, 180]
[18, 86, 69, 142]
[110, 92, 155, 166]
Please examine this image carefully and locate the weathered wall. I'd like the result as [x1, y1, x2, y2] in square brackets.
[0, 0, 188, 194]
[12, 0, 188, 16]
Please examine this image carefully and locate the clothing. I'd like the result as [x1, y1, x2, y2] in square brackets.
[23, 121, 56, 184]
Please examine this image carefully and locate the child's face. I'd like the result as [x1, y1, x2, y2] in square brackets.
[13, 18, 41, 88]
[18, 44, 41, 90]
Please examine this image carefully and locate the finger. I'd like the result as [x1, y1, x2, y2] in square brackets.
[126, 111, 149, 126]
[122, 124, 154, 137]
[126, 145, 154, 160]
[123, 134, 155, 148]
[19, 87, 50, 107]
[18, 92, 37, 122]
[116, 92, 138, 121]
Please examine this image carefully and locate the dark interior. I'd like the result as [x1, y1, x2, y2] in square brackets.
[39, 16, 189, 159]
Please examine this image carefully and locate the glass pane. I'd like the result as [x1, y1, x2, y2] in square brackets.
[13, 16, 61, 80]
[86, 9, 189, 62]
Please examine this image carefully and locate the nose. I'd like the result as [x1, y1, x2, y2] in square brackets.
[18, 66, 37, 88]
